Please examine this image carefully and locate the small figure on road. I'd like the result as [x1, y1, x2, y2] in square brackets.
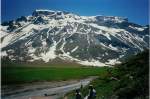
[44, 93, 48, 96]
[75, 89, 82, 99]
[87, 85, 96, 99]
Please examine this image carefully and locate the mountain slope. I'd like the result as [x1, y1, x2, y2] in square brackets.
[1, 9, 149, 66]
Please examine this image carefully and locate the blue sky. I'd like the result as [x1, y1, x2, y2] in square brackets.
[1, 0, 149, 25]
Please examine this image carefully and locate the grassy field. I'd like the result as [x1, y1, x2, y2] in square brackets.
[2, 64, 110, 85]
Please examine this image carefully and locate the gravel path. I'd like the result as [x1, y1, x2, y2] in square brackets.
[2, 76, 97, 99]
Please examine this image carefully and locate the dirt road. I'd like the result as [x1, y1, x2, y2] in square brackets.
[2, 77, 97, 99]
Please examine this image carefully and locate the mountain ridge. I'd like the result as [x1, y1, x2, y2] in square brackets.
[1, 9, 149, 66]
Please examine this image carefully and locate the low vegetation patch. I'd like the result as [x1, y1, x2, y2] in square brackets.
[65, 50, 149, 99]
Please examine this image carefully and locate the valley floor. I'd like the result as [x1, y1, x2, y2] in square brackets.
[2, 64, 108, 99]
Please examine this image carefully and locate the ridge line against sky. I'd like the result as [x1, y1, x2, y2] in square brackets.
[1, 0, 149, 25]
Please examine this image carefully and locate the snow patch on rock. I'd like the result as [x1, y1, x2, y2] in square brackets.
[71, 46, 79, 53]
[1, 51, 7, 57]
[40, 40, 57, 62]
[79, 59, 108, 66]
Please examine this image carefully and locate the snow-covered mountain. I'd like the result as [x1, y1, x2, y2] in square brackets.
[1, 9, 149, 66]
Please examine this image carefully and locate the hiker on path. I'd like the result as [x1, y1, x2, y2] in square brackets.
[87, 85, 96, 99]
[75, 89, 82, 99]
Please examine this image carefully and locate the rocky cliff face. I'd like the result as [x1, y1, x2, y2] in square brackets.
[1, 9, 149, 66]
